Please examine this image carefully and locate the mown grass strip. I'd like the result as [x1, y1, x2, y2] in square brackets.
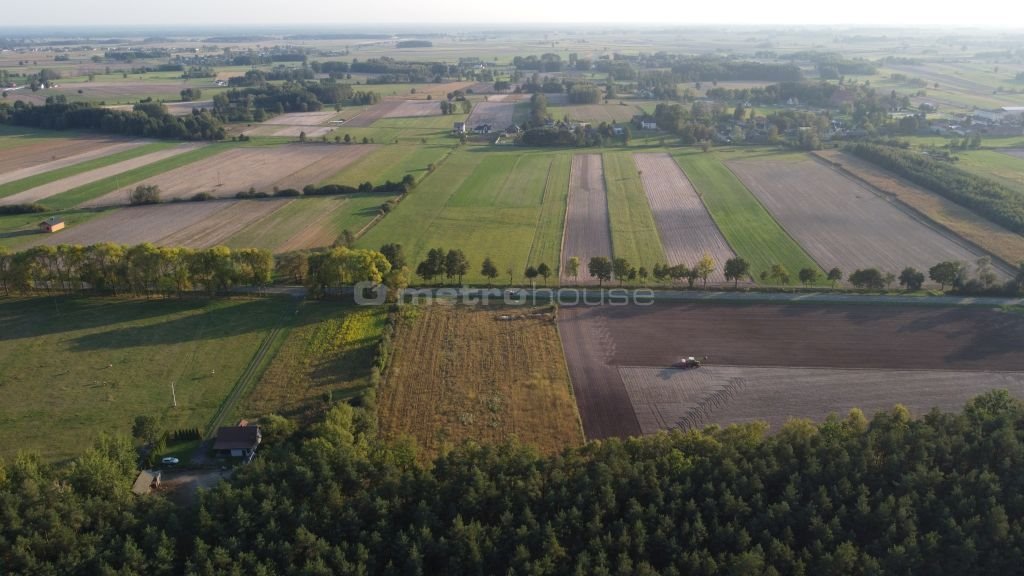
[45, 143, 236, 210]
[0, 142, 177, 200]
[674, 150, 824, 283]
[603, 151, 667, 271]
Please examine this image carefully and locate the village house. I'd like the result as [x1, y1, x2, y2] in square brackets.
[213, 424, 262, 459]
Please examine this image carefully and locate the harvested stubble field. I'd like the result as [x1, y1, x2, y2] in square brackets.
[225, 196, 356, 252]
[383, 100, 444, 118]
[0, 297, 291, 462]
[467, 101, 515, 128]
[558, 303, 1024, 440]
[635, 153, 737, 283]
[261, 111, 338, 126]
[156, 199, 288, 248]
[0, 143, 205, 206]
[620, 365, 1024, 434]
[378, 305, 582, 459]
[728, 157, 992, 282]
[84, 144, 377, 206]
[815, 150, 1024, 267]
[27, 201, 237, 247]
[341, 100, 404, 128]
[0, 137, 142, 181]
[238, 303, 385, 423]
[562, 154, 613, 282]
[552, 103, 643, 123]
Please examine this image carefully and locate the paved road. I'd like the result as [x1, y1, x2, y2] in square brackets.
[242, 284, 1024, 308]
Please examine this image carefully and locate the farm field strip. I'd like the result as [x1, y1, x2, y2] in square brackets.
[357, 149, 570, 284]
[467, 101, 515, 128]
[225, 197, 349, 252]
[340, 100, 404, 127]
[620, 365, 1024, 435]
[378, 305, 582, 459]
[261, 111, 338, 126]
[728, 157, 995, 282]
[675, 151, 822, 283]
[549, 103, 642, 123]
[561, 154, 613, 282]
[0, 143, 205, 206]
[635, 153, 736, 283]
[816, 150, 1024, 267]
[324, 142, 453, 185]
[602, 151, 666, 275]
[27, 202, 233, 247]
[156, 199, 290, 248]
[83, 144, 377, 206]
[383, 100, 443, 118]
[0, 140, 147, 186]
[559, 302, 1024, 440]
[270, 126, 335, 138]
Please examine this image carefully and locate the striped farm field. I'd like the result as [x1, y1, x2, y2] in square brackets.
[634, 152, 736, 283]
[83, 144, 377, 206]
[674, 150, 823, 284]
[603, 151, 666, 277]
[728, 156, 998, 283]
[357, 149, 570, 284]
[0, 140, 156, 197]
[0, 143, 203, 206]
[561, 154, 612, 283]
[43, 144, 233, 210]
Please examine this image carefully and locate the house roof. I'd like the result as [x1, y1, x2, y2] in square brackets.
[40, 216, 64, 226]
[213, 425, 261, 451]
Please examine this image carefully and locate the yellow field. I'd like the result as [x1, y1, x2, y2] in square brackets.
[379, 304, 583, 459]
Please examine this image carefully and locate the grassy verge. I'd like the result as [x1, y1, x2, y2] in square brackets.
[675, 150, 824, 283]
[603, 150, 667, 272]
[0, 142, 177, 201]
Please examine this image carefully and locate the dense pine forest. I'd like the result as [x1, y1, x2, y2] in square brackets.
[3, 390, 1024, 574]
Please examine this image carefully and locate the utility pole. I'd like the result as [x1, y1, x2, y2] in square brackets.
[171, 381, 177, 407]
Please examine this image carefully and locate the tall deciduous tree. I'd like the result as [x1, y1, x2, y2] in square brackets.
[480, 257, 498, 286]
[827, 267, 843, 288]
[588, 256, 612, 286]
[536, 263, 551, 285]
[724, 257, 750, 288]
[696, 253, 716, 288]
[798, 267, 820, 287]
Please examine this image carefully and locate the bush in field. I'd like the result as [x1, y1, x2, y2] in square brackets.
[129, 184, 160, 205]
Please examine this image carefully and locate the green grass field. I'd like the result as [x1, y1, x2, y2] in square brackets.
[0, 296, 294, 462]
[603, 151, 667, 272]
[955, 149, 1024, 196]
[322, 142, 456, 186]
[357, 148, 570, 283]
[673, 150, 824, 283]
[0, 142, 177, 201]
[337, 114, 466, 145]
[44, 144, 234, 209]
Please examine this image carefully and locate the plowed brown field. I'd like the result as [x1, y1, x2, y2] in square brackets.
[0, 138, 142, 182]
[728, 157, 990, 282]
[636, 153, 736, 283]
[561, 154, 613, 283]
[559, 302, 1024, 440]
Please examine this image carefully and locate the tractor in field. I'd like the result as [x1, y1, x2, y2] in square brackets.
[675, 356, 704, 369]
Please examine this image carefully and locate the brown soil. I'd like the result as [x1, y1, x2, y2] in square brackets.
[0, 138, 140, 182]
[561, 154, 612, 283]
[636, 153, 737, 282]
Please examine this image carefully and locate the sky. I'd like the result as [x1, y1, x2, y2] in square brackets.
[3, 0, 1024, 28]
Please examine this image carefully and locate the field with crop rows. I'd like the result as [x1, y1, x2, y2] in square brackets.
[602, 152, 666, 278]
[561, 154, 613, 283]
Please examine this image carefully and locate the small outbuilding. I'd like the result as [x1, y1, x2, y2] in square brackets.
[131, 470, 161, 496]
[39, 216, 65, 233]
[453, 121, 467, 134]
[213, 425, 262, 458]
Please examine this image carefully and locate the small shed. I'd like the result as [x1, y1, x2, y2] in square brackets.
[640, 120, 658, 130]
[131, 470, 161, 496]
[39, 216, 65, 233]
[213, 425, 262, 458]
[453, 121, 467, 134]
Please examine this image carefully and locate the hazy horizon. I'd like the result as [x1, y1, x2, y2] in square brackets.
[3, 0, 1024, 30]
